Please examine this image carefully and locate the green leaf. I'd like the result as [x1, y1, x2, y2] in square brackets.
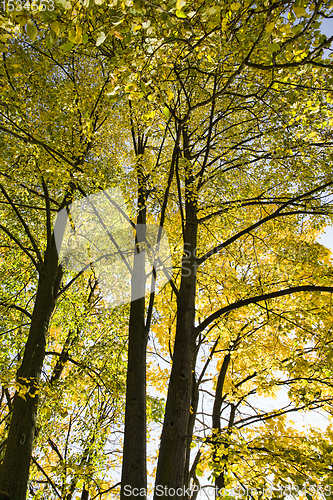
[49, 30, 57, 43]
[68, 28, 76, 44]
[61, 41, 74, 52]
[54, 0, 67, 8]
[196, 467, 203, 477]
[26, 23, 37, 42]
[268, 42, 280, 53]
[292, 24, 303, 35]
[207, 6, 220, 15]
[45, 33, 54, 48]
[51, 21, 60, 36]
[319, 34, 327, 45]
[40, 10, 57, 21]
[163, 106, 170, 118]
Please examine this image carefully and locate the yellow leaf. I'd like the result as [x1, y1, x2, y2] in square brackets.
[230, 2, 241, 10]
[68, 28, 76, 44]
[294, 6, 306, 17]
[75, 25, 82, 44]
[163, 106, 170, 119]
[266, 21, 275, 33]
[166, 89, 174, 102]
[51, 21, 60, 36]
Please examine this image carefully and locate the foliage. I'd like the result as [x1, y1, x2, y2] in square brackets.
[1, 1, 333, 500]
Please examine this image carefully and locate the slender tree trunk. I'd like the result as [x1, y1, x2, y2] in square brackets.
[212, 354, 232, 496]
[0, 238, 62, 500]
[121, 149, 148, 500]
[183, 371, 199, 492]
[212, 354, 231, 433]
[154, 127, 198, 499]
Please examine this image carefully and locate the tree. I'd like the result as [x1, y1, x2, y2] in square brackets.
[1, 0, 333, 499]
[103, 2, 333, 498]
[0, 38, 126, 498]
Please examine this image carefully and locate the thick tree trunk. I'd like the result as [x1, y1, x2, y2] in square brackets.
[154, 125, 198, 499]
[120, 281, 147, 499]
[0, 239, 61, 500]
[154, 213, 198, 499]
[120, 156, 148, 500]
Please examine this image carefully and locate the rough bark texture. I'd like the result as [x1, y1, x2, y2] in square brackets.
[154, 127, 198, 499]
[0, 238, 61, 500]
[154, 216, 197, 499]
[120, 152, 148, 500]
[120, 291, 147, 499]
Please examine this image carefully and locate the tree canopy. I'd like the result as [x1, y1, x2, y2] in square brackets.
[1, 1, 333, 500]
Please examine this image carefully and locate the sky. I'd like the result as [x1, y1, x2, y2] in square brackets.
[320, 18, 333, 39]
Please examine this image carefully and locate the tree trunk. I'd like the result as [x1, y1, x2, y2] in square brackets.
[120, 284, 147, 500]
[0, 238, 61, 500]
[154, 126, 198, 499]
[183, 371, 199, 492]
[212, 354, 232, 496]
[121, 152, 148, 500]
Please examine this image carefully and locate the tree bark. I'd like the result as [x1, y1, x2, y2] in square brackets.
[121, 148, 148, 500]
[212, 354, 232, 496]
[183, 371, 199, 493]
[120, 280, 147, 499]
[154, 215, 198, 499]
[154, 126, 198, 499]
[0, 237, 62, 500]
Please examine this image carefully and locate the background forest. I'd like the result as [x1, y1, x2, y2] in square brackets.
[1, 1, 333, 500]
